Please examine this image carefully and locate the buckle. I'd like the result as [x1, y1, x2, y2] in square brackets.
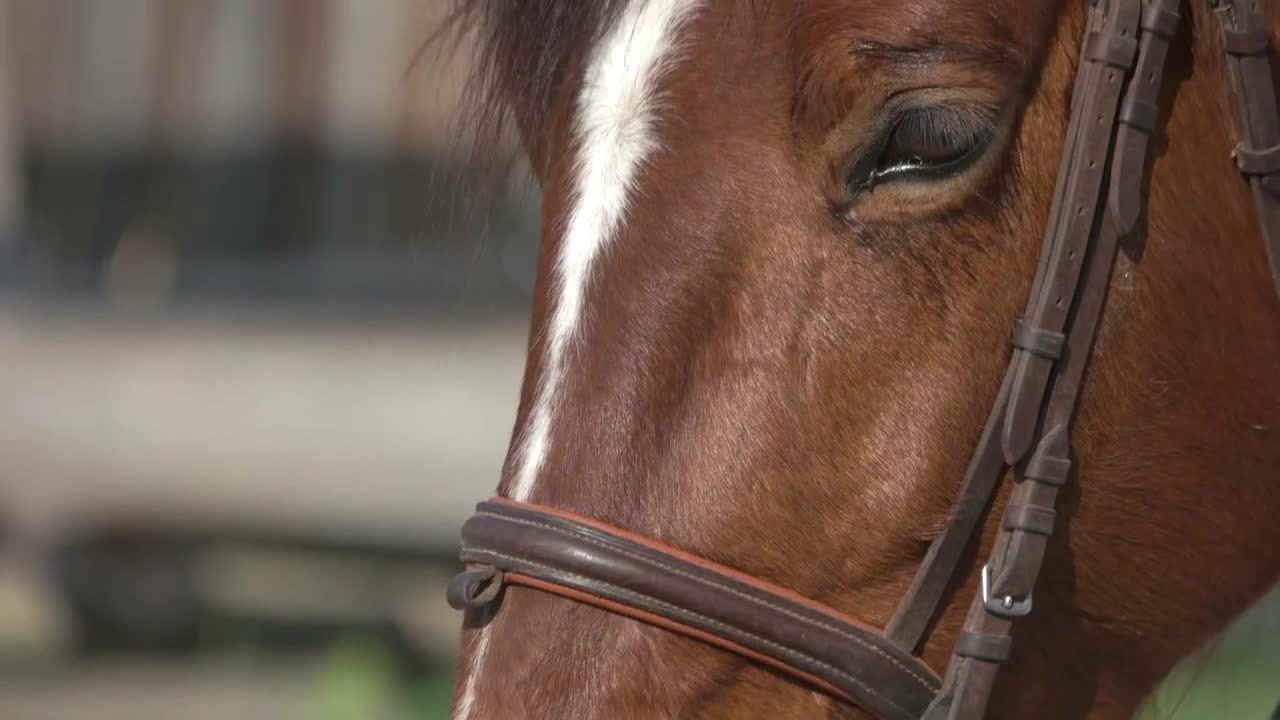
[981, 564, 1033, 618]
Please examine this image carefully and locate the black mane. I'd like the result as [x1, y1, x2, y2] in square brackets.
[441, 0, 632, 167]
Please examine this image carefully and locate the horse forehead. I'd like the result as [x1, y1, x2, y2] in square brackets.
[506, 0, 707, 503]
[794, 0, 1048, 36]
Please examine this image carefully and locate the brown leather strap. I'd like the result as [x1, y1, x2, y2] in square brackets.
[452, 498, 941, 720]
[506, 573, 857, 700]
[1213, 0, 1280, 295]
[1002, 503, 1057, 536]
[990, 425, 1071, 598]
[899, 3, 1275, 714]
[999, 0, 1143, 467]
[446, 2, 1280, 718]
[925, 1, 1159, 717]
[953, 632, 1012, 663]
[1111, 0, 1184, 237]
[884, 371, 1012, 650]
[932, 211, 1130, 720]
[1009, 320, 1067, 359]
[879, 0, 1176, 663]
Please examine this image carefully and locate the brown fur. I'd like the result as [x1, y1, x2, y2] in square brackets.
[451, 1, 1280, 718]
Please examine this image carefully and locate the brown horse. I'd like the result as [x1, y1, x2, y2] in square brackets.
[444, 0, 1280, 718]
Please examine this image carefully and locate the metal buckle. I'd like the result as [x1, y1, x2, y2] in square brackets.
[981, 564, 1033, 618]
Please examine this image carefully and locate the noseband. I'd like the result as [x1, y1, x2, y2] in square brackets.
[449, 1, 1280, 718]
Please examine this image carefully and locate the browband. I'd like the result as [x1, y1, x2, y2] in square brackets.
[449, 497, 941, 720]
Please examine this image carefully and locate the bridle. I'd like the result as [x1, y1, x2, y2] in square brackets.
[449, 0, 1279, 716]
[447, 1, 1280, 718]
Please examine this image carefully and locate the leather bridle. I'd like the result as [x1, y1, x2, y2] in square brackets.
[447, 1, 1280, 718]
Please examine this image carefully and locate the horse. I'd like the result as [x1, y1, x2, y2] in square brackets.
[442, 0, 1280, 717]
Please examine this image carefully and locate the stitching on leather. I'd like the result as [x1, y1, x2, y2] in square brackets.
[472, 510, 938, 692]
[474, 549, 918, 720]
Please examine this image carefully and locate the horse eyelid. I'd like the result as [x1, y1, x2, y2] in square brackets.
[845, 104, 1002, 192]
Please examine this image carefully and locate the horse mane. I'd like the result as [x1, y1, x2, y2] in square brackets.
[438, 0, 633, 172]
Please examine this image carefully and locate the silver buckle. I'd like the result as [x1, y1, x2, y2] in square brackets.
[981, 564, 1033, 618]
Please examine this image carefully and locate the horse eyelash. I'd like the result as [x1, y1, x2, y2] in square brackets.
[893, 104, 1000, 148]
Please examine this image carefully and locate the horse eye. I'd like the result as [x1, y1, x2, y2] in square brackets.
[847, 106, 996, 193]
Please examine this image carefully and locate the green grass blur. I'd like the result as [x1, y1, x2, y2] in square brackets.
[312, 637, 454, 720]
[1135, 588, 1280, 720]
[323, 587, 1278, 720]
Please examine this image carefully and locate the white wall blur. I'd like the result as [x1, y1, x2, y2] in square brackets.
[0, 0, 23, 240]
[4, 0, 468, 153]
[0, 0, 530, 548]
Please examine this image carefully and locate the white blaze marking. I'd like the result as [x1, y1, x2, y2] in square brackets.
[508, 0, 702, 503]
[452, 627, 489, 720]
[453, 2, 700, 718]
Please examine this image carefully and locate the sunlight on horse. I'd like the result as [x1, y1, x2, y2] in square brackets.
[442, 1, 1280, 718]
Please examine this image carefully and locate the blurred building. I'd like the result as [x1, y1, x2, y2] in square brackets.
[0, 5, 1276, 720]
[0, 0, 534, 538]
[0, 3, 533, 705]
[0, 0, 536, 306]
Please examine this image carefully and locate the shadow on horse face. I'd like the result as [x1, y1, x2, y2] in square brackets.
[445, 0, 1280, 718]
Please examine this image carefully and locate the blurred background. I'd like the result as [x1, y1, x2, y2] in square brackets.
[0, 1, 533, 717]
[0, 2, 1274, 719]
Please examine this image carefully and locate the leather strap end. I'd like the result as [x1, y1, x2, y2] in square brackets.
[1001, 357, 1054, 466]
[1001, 363, 1048, 466]
[1025, 455, 1071, 486]
[954, 632, 1012, 663]
[1140, 4, 1179, 39]
[1221, 25, 1269, 56]
[1119, 96, 1159, 134]
[1003, 504, 1057, 536]
[1235, 143, 1280, 177]
[1024, 425, 1072, 486]
[1010, 320, 1066, 359]
[990, 533, 1048, 601]
[1109, 129, 1149, 238]
[1084, 29, 1139, 70]
[448, 565, 506, 609]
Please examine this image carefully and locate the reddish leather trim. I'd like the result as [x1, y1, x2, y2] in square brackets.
[461, 497, 942, 719]
[489, 496, 917, 652]
[506, 572, 855, 703]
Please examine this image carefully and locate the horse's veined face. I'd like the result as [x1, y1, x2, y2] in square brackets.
[461, 1, 1067, 717]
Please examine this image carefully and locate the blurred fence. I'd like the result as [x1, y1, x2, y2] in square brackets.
[0, 0, 535, 546]
[6, 0, 461, 152]
[0, 0, 533, 515]
[0, 5, 530, 715]
[0, 4, 1277, 720]
[0, 0, 536, 308]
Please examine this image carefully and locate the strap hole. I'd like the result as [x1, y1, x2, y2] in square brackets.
[1055, 296, 1063, 308]
[1088, 160, 1096, 168]
[1068, 251, 1075, 260]
[1077, 205, 1085, 216]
